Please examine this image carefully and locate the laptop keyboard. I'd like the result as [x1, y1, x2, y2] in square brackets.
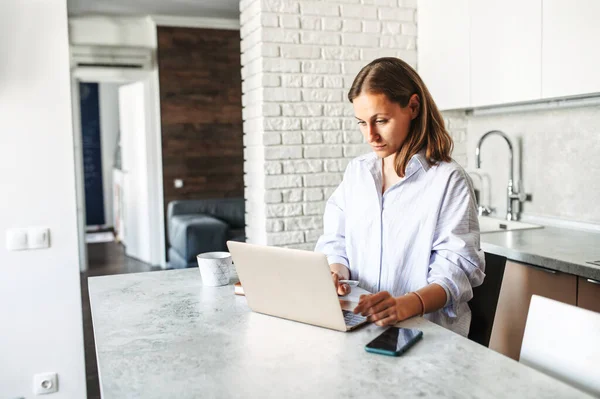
[343, 310, 367, 327]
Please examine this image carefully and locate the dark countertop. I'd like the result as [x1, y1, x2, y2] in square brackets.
[481, 226, 600, 280]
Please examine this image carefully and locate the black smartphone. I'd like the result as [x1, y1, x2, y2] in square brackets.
[365, 327, 423, 356]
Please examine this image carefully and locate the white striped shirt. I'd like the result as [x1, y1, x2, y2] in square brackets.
[315, 150, 486, 336]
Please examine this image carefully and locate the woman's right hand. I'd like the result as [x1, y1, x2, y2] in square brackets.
[330, 263, 351, 296]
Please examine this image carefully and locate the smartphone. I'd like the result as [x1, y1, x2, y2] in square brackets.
[365, 327, 423, 356]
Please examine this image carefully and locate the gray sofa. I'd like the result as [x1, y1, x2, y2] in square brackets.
[167, 198, 245, 269]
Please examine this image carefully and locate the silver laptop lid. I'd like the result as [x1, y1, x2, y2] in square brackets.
[227, 241, 347, 332]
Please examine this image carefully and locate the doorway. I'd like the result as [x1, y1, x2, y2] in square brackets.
[71, 67, 166, 272]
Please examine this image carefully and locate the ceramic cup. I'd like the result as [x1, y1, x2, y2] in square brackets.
[196, 252, 232, 286]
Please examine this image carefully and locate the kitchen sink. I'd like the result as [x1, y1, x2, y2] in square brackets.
[478, 216, 543, 233]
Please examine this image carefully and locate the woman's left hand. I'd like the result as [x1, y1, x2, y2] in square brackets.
[353, 291, 421, 327]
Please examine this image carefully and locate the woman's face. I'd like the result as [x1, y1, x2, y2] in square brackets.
[352, 92, 420, 159]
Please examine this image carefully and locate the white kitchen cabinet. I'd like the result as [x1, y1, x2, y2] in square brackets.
[417, 0, 470, 110]
[542, 0, 600, 98]
[469, 0, 542, 107]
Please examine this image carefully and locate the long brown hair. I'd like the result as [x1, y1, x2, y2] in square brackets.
[348, 57, 453, 177]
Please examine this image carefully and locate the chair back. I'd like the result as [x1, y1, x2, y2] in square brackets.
[520, 295, 600, 396]
[468, 252, 506, 347]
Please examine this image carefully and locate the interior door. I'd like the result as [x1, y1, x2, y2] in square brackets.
[119, 82, 152, 264]
[71, 77, 88, 272]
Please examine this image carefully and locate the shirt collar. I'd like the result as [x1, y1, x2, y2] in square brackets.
[361, 147, 431, 179]
[410, 148, 431, 173]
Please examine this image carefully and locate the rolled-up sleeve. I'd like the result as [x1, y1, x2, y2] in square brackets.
[427, 169, 486, 318]
[314, 178, 349, 269]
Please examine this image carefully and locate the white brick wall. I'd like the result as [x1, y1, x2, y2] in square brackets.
[442, 110, 469, 167]
[241, 0, 417, 248]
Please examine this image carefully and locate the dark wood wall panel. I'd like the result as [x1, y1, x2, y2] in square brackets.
[157, 27, 244, 212]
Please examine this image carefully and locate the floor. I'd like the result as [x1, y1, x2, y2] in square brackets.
[81, 241, 162, 399]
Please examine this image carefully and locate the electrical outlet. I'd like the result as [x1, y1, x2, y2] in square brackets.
[28, 227, 50, 250]
[6, 228, 28, 251]
[33, 372, 58, 395]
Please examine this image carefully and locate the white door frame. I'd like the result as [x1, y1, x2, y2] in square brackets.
[71, 67, 166, 270]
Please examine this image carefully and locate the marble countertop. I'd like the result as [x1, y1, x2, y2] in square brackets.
[89, 269, 590, 399]
[481, 225, 600, 280]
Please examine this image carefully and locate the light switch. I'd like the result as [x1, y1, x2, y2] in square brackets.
[28, 227, 50, 250]
[6, 229, 28, 251]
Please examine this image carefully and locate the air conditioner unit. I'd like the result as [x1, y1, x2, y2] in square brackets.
[70, 45, 154, 70]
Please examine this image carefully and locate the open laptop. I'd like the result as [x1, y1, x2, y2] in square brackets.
[227, 241, 368, 332]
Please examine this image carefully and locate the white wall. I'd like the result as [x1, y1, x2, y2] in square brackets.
[69, 15, 167, 267]
[69, 15, 156, 48]
[99, 83, 121, 227]
[241, 0, 419, 249]
[467, 106, 600, 225]
[0, 0, 86, 398]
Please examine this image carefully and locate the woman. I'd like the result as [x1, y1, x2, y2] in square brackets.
[315, 57, 485, 336]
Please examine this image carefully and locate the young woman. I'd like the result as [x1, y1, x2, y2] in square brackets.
[315, 57, 485, 336]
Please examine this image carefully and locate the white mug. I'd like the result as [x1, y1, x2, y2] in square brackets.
[196, 252, 232, 286]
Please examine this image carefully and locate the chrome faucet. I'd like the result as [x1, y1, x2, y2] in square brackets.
[475, 130, 528, 221]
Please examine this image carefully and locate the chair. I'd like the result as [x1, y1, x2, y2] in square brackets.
[520, 295, 600, 396]
[468, 252, 507, 347]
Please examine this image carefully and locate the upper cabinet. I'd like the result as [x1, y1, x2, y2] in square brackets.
[417, 0, 470, 110]
[469, 0, 542, 107]
[418, 0, 600, 110]
[542, 0, 600, 98]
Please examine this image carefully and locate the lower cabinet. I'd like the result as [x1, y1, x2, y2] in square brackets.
[577, 276, 600, 313]
[489, 260, 577, 360]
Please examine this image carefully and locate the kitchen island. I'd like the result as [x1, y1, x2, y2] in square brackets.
[481, 224, 600, 280]
[88, 269, 589, 399]
[479, 224, 600, 360]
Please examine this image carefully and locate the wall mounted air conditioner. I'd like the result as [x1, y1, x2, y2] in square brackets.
[70, 46, 154, 70]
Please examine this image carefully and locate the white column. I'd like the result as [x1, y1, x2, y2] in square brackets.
[241, 0, 418, 249]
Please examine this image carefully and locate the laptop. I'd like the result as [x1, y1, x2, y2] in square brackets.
[226, 241, 368, 332]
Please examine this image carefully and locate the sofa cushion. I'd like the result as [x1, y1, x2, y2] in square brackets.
[169, 214, 229, 262]
[168, 198, 245, 229]
[167, 247, 190, 269]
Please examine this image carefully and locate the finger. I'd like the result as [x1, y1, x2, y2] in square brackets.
[358, 291, 389, 308]
[367, 307, 395, 323]
[369, 291, 392, 303]
[357, 293, 390, 316]
[338, 283, 351, 296]
[374, 313, 398, 327]
[353, 294, 373, 313]
[366, 298, 395, 317]
[331, 272, 339, 286]
[332, 273, 342, 294]
[355, 292, 385, 313]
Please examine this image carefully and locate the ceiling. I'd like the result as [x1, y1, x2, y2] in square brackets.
[67, 0, 240, 19]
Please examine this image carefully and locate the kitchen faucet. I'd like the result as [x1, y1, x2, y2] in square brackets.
[475, 130, 528, 221]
